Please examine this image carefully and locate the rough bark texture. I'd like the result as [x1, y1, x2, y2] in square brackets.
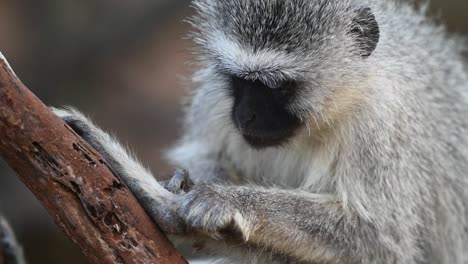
[0, 53, 187, 264]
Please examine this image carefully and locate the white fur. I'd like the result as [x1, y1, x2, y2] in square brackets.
[206, 32, 305, 84]
[0, 52, 18, 78]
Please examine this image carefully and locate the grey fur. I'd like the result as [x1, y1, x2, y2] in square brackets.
[1, 217, 26, 264]
[54, 0, 468, 263]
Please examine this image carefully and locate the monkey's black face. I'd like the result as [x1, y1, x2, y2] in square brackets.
[229, 76, 302, 148]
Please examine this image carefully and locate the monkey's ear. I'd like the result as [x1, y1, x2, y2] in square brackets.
[350, 8, 380, 58]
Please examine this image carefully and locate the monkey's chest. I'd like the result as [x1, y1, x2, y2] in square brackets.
[225, 144, 334, 190]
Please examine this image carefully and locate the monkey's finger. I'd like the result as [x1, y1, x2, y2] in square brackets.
[163, 169, 194, 195]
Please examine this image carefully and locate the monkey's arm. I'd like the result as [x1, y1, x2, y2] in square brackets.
[52, 108, 390, 263]
[173, 184, 388, 263]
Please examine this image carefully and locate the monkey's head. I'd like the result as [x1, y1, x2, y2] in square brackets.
[191, 0, 380, 148]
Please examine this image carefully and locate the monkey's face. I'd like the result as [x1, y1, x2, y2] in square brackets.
[192, 0, 380, 148]
[229, 76, 302, 148]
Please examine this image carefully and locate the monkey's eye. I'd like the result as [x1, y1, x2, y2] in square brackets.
[350, 26, 363, 35]
[227, 75, 299, 95]
[271, 81, 298, 100]
[278, 80, 298, 90]
[267, 81, 283, 89]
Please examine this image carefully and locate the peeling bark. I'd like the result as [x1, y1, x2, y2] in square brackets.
[0, 52, 187, 264]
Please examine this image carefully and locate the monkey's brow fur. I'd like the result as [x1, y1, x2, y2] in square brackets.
[54, 0, 468, 263]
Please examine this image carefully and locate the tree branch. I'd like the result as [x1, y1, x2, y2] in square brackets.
[0, 52, 187, 264]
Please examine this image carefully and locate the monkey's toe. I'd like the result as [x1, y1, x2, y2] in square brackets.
[163, 168, 194, 195]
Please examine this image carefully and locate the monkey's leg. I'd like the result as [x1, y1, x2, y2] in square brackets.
[51, 108, 187, 233]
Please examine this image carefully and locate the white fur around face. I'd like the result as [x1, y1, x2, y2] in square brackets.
[206, 32, 305, 84]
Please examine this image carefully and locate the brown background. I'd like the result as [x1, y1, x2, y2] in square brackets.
[0, 1, 466, 263]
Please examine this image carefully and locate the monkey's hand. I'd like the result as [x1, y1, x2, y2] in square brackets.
[161, 169, 194, 195]
[172, 184, 241, 239]
[160, 170, 238, 239]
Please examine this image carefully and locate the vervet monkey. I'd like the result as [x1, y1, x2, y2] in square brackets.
[53, 0, 468, 263]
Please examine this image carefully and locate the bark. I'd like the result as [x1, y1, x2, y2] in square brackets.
[0, 52, 187, 264]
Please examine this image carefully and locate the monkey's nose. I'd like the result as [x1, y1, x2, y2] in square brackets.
[235, 110, 257, 130]
[243, 113, 257, 128]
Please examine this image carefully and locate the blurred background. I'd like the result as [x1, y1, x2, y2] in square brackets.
[0, 0, 466, 263]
